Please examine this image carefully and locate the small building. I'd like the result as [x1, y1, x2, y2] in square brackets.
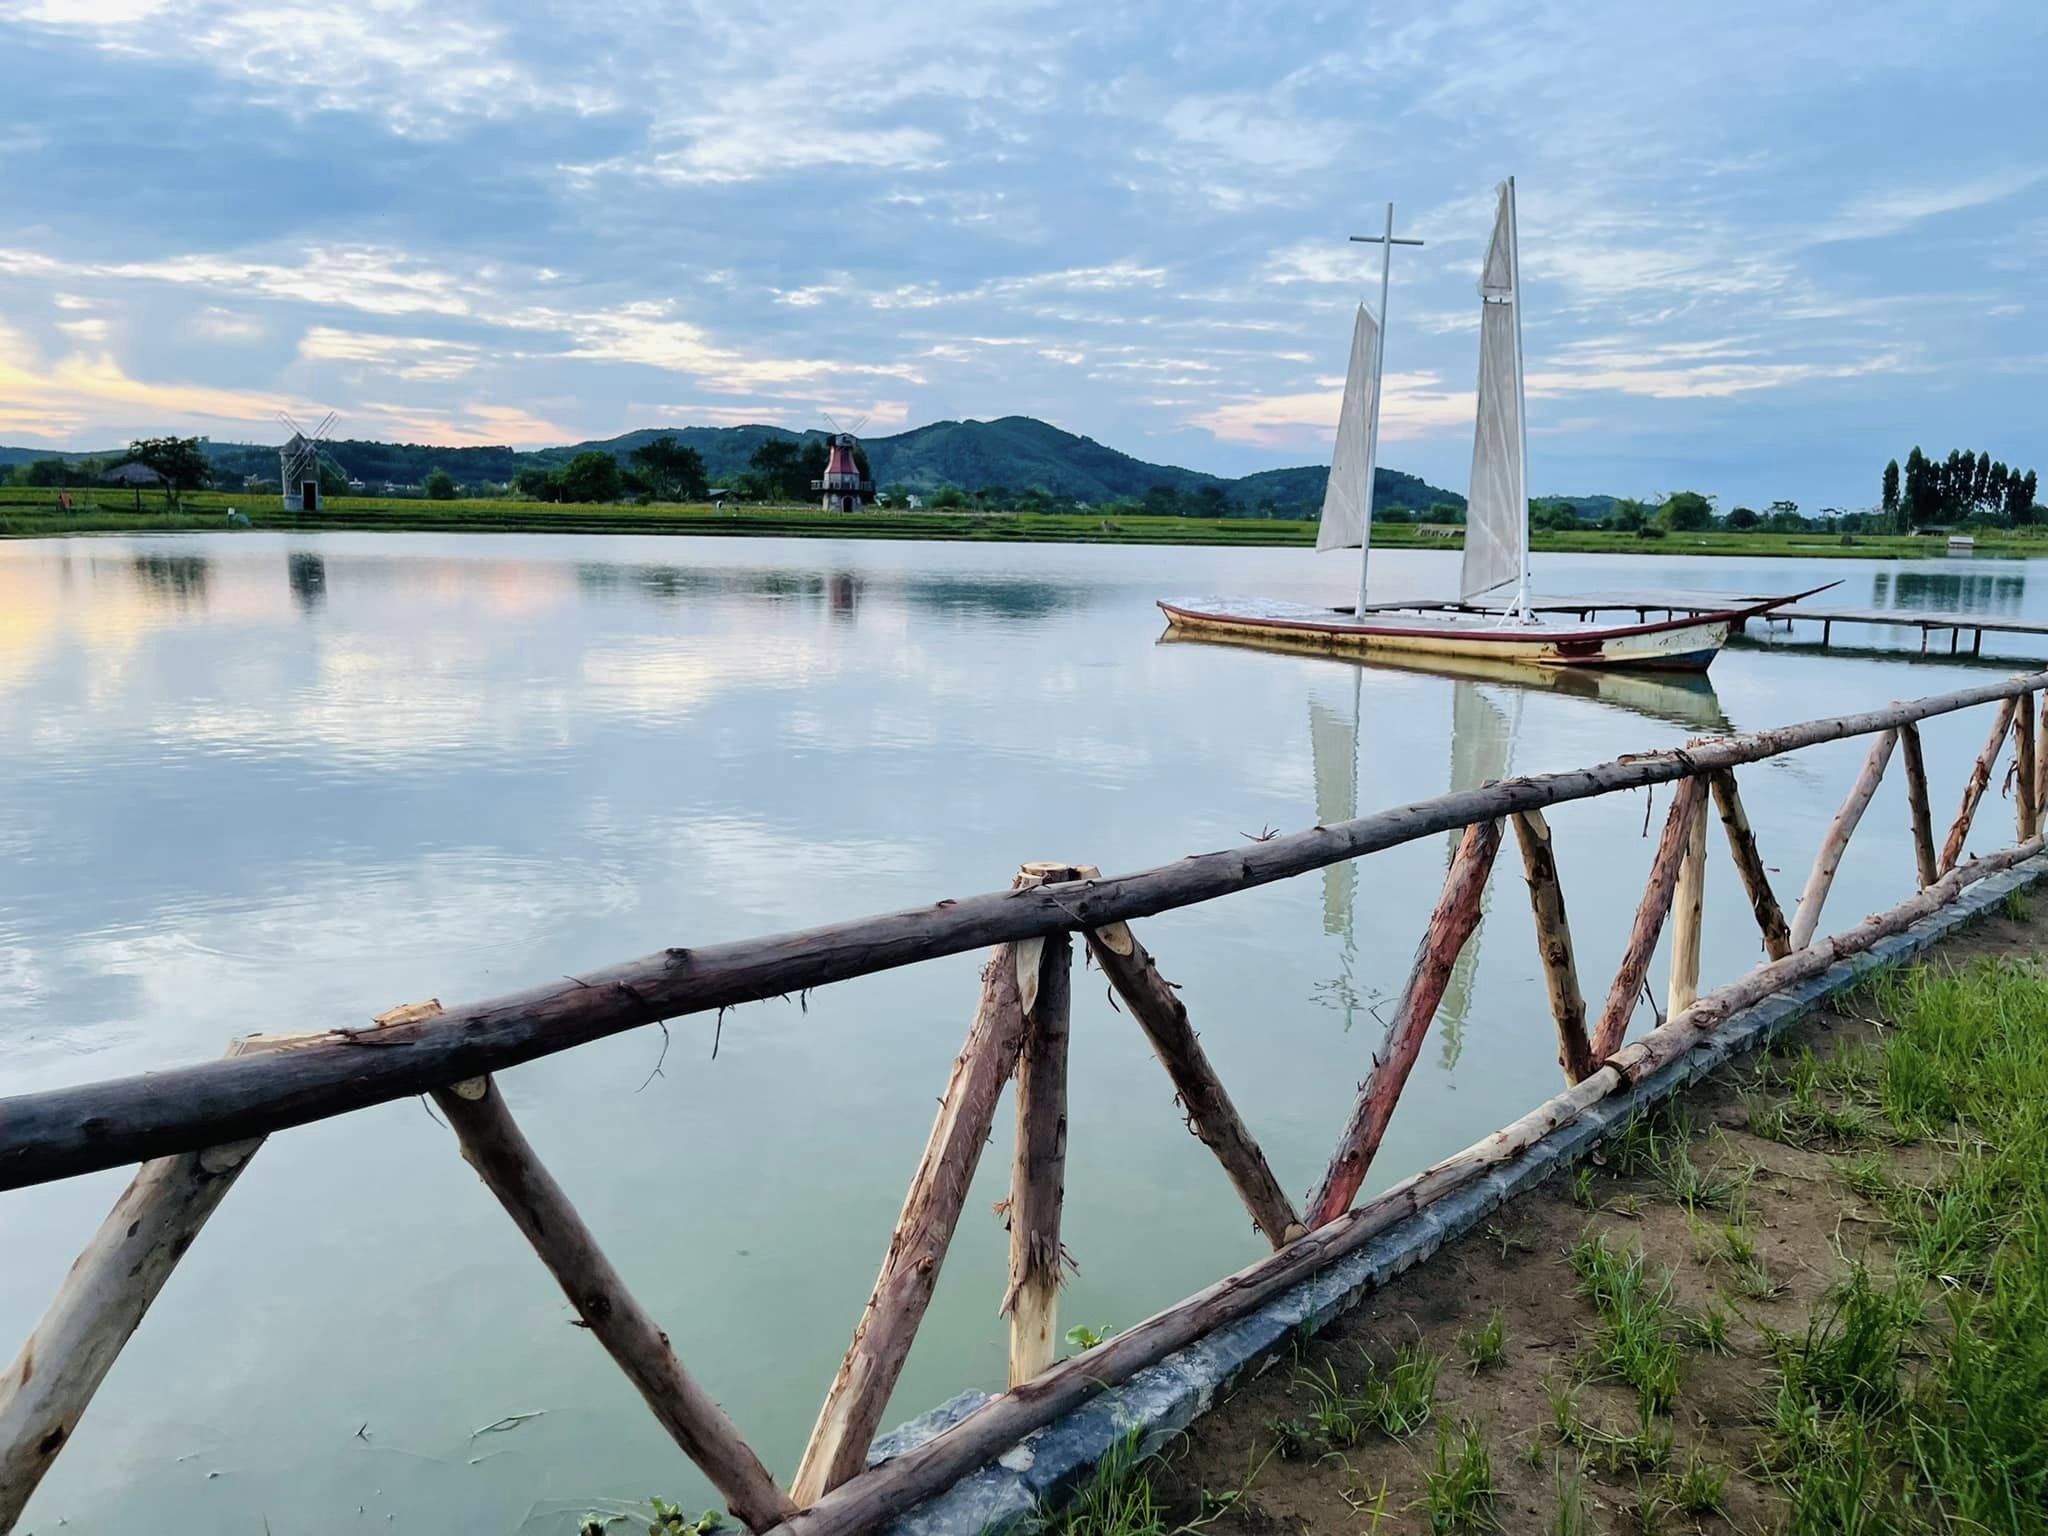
[810, 432, 874, 512]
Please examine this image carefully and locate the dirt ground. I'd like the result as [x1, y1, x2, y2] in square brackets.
[1138, 894, 2048, 1535]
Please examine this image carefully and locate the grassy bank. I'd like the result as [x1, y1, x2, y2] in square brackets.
[3, 487, 2040, 558]
[1025, 890, 2048, 1535]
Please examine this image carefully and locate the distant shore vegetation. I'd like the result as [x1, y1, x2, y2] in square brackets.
[8, 435, 2041, 549]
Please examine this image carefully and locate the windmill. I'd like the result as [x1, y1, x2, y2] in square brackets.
[277, 410, 341, 512]
[812, 411, 874, 512]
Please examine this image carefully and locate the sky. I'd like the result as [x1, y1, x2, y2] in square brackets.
[0, 0, 2043, 509]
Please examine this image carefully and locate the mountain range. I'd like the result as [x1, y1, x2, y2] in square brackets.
[0, 415, 1463, 517]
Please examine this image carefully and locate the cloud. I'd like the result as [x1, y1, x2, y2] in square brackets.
[0, 321, 298, 440]
[1190, 370, 1475, 448]
[1819, 170, 2046, 243]
[299, 326, 481, 381]
[350, 401, 568, 446]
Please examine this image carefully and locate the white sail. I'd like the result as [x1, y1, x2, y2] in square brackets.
[1317, 303, 1380, 552]
[1461, 182, 1526, 601]
[1308, 696, 1358, 935]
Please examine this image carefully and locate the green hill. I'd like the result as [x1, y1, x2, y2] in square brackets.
[2, 415, 1466, 515]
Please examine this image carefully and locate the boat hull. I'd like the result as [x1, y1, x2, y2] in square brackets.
[1158, 598, 1733, 671]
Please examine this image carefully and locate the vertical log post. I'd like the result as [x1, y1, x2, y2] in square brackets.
[1084, 925, 1303, 1247]
[1939, 696, 2017, 875]
[1592, 775, 1707, 1059]
[2035, 696, 2048, 835]
[1510, 810, 1594, 1084]
[1666, 790, 1710, 1017]
[433, 1075, 795, 1531]
[793, 940, 1033, 1504]
[0, 1030, 340, 1531]
[1898, 721, 1939, 889]
[1706, 770, 1791, 960]
[2016, 692, 2038, 840]
[1305, 818, 1502, 1230]
[1788, 728, 1897, 950]
[1003, 866, 1074, 1388]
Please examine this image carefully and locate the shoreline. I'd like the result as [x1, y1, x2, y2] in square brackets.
[1, 494, 2037, 559]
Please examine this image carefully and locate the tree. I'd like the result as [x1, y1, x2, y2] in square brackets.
[928, 484, 970, 509]
[1882, 459, 1900, 517]
[2020, 470, 2041, 525]
[1903, 446, 1934, 528]
[423, 468, 457, 500]
[1609, 497, 1648, 532]
[748, 438, 805, 501]
[1657, 490, 1715, 532]
[554, 450, 623, 503]
[1973, 452, 1993, 507]
[1725, 506, 1759, 530]
[1190, 484, 1231, 518]
[629, 436, 709, 502]
[512, 465, 558, 501]
[128, 436, 210, 511]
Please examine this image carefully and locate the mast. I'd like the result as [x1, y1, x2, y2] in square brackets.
[1347, 205, 1424, 615]
[1505, 176, 1532, 619]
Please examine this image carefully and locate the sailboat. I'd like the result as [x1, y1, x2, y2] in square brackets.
[1160, 181, 1807, 671]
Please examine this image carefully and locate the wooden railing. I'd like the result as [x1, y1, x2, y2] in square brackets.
[4, 671, 2048, 1534]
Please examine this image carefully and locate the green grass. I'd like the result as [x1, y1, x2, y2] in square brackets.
[1461, 1309, 1508, 1373]
[1569, 1231, 1685, 1412]
[1759, 958, 2048, 1533]
[1421, 1422, 1495, 1533]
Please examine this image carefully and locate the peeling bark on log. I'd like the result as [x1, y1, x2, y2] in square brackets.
[1789, 729, 1897, 951]
[1592, 776, 1706, 1058]
[1940, 697, 2016, 875]
[1085, 932, 1301, 1247]
[1899, 722, 1939, 890]
[2036, 697, 2048, 837]
[1004, 924, 1072, 1388]
[11, 674, 2048, 1193]
[756, 835, 2047, 1536]
[1510, 810, 1594, 1084]
[1703, 770, 1785, 962]
[1707, 771, 1791, 961]
[2016, 694, 2037, 840]
[432, 1076, 794, 1531]
[1306, 819, 1502, 1229]
[792, 946, 1031, 1505]
[1666, 792, 1710, 1017]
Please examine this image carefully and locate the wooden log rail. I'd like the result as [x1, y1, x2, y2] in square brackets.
[5, 671, 2048, 1534]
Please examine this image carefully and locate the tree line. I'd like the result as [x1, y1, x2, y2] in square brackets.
[1882, 448, 2037, 531]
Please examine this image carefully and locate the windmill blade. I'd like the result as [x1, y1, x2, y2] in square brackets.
[847, 412, 871, 436]
[821, 410, 842, 435]
[276, 409, 304, 439]
[310, 411, 338, 443]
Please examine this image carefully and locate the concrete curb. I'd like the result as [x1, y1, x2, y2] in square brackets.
[873, 855, 2048, 1536]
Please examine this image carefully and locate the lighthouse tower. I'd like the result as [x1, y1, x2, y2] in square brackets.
[812, 432, 873, 512]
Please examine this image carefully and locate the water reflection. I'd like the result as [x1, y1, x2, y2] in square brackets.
[129, 552, 210, 608]
[570, 561, 1086, 621]
[288, 551, 327, 614]
[1871, 569, 2027, 614]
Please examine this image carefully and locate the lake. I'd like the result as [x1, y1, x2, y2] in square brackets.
[1, 533, 2038, 1532]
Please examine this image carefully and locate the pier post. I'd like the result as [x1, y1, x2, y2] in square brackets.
[1706, 770, 1792, 959]
[1306, 819, 1501, 1229]
[1667, 790, 1710, 1015]
[1004, 866, 1075, 1387]
[1940, 697, 2018, 874]
[1593, 776, 1707, 1058]
[1899, 722, 1940, 888]
[1511, 810, 1595, 1083]
[1790, 728, 1897, 950]
[1086, 923, 1302, 1247]
[794, 932, 1032, 1503]
[2016, 695, 2038, 840]
[433, 1075, 795, 1531]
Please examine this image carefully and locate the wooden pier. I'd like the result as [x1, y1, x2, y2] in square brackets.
[1465, 590, 2048, 658]
[5, 674, 2048, 1534]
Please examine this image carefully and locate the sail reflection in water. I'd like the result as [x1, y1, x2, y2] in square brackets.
[1301, 646, 1734, 1064]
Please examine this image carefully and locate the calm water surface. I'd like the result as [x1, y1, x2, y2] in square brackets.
[2, 533, 2039, 1532]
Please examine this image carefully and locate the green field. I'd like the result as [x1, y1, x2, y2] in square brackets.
[1, 486, 2035, 558]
